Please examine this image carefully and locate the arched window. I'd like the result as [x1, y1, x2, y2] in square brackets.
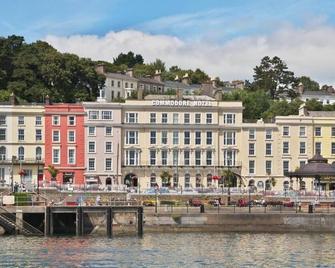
[150, 173, 156, 188]
[0, 146, 6, 160]
[196, 173, 201, 188]
[300, 181, 306, 190]
[173, 173, 178, 188]
[248, 179, 255, 187]
[207, 174, 212, 187]
[257, 181, 264, 189]
[36, 147, 42, 161]
[18, 147, 24, 160]
[265, 179, 271, 190]
[283, 180, 290, 190]
[184, 173, 190, 188]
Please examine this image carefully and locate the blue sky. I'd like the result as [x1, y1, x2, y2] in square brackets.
[1, 0, 335, 84]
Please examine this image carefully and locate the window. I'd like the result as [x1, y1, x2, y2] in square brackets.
[300, 126, 306, 137]
[88, 158, 95, 171]
[249, 143, 255, 155]
[68, 130, 75, 142]
[265, 129, 272, 140]
[88, 111, 99, 120]
[68, 115, 76, 125]
[150, 131, 156, 144]
[18, 129, 24, 141]
[126, 131, 138, 144]
[172, 150, 178, 166]
[150, 150, 156, 165]
[184, 150, 190, 166]
[125, 150, 139, 165]
[105, 142, 112, 153]
[206, 132, 212, 145]
[161, 150, 168, 165]
[35, 116, 42, 126]
[0, 115, 6, 125]
[88, 126, 96, 136]
[88, 141, 96, 153]
[283, 160, 289, 174]
[224, 113, 235, 124]
[195, 131, 201, 145]
[150, 173, 157, 187]
[102, 111, 112, 120]
[18, 147, 25, 161]
[283, 126, 290, 136]
[36, 147, 42, 161]
[52, 115, 60, 125]
[173, 113, 179, 124]
[300, 142, 306, 154]
[265, 143, 272, 155]
[150, 113, 156, 123]
[18, 116, 24, 125]
[206, 150, 212, 165]
[249, 129, 255, 140]
[249, 160, 255, 174]
[161, 131, 168, 144]
[184, 174, 190, 188]
[315, 127, 321, 136]
[283, 142, 289, 154]
[315, 142, 321, 154]
[0, 129, 5, 141]
[161, 113, 168, 124]
[184, 113, 190, 124]
[105, 158, 112, 171]
[223, 131, 236, 145]
[195, 113, 201, 124]
[184, 131, 190, 145]
[206, 113, 212, 124]
[266, 160, 272, 174]
[52, 130, 60, 142]
[117, 81, 121, 87]
[125, 113, 138, 123]
[173, 173, 178, 188]
[195, 150, 201, 166]
[68, 148, 76, 164]
[125, 82, 128, 88]
[332, 127, 335, 137]
[105, 127, 112, 136]
[300, 161, 306, 167]
[35, 129, 42, 141]
[0, 146, 6, 160]
[224, 149, 236, 166]
[173, 131, 179, 145]
[130, 83, 133, 88]
[111, 80, 114, 87]
[52, 148, 59, 164]
[332, 143, 335, 154]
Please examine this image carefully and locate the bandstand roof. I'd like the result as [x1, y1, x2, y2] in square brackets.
[286, 153, 335, 178]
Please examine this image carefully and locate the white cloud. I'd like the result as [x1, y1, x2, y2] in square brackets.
[44, 24, 335, 85]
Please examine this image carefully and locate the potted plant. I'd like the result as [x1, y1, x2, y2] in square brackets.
[160, 171, 172, 188]
[47, 165, 59, 182]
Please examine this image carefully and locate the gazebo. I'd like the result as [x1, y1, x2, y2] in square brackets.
[286, 153, 335, 198]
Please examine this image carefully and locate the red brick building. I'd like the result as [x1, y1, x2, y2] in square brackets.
[44, 103, 85, 185]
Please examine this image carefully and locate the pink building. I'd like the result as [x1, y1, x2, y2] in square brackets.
[44, 103, 85, 185]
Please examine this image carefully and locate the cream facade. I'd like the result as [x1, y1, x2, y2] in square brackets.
[0, 104, 44, 189]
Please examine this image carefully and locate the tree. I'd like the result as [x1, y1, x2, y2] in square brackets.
[47, 165, 59, 181]
[252, 56, 297, 99]
[305, 99, 323, 111]
[222, 169, 237, 204]
[160, 171, 172, 188]
[113, 51, 144, 67]
[262, 99, 303, 119]
[297, 76, 319, 91]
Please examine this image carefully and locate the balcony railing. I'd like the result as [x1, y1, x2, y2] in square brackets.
[0, 158, 44, 164]
[122, 162, 242, 169]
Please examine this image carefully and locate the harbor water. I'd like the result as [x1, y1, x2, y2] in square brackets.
[0, 233, 335, 267]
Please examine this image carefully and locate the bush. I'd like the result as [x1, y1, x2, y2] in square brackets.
[14, 193, 32, 206]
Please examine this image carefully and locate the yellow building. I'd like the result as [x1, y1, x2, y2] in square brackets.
[0, 100, 44, 190]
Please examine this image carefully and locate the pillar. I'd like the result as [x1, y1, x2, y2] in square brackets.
[15, 209, 23, 235]
[137, 207, 143, 237]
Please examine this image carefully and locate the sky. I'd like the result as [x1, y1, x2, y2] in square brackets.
[1, 0, 335, 84]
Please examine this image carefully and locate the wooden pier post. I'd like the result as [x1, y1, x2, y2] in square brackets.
[137, 207, 143, 237]
[76, 207, 83, 236]
[107, 207, 113, 238]
[44, 207, 50, 236]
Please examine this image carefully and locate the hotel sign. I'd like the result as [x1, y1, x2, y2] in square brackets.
[152, 100, 213, 107]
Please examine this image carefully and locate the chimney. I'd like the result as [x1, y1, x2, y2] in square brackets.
[176, 88, 183, 100]
[181, 73, 190, 85]
[297, 82, 304, 95]
[95, 64, 106, 75]
[9, 92, 16, 105]
[174, 75, 179, 81]
[211, 77, 217, 88]
[154, 70, 161, 82]
[45, 95, 50, 105]
[126, 68, 134, 77]
[137, 88, 144, 100]
[299, 103, 308, 116]
[214, 90, 223, 101]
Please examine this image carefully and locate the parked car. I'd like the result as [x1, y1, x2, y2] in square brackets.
[253, 199, 267, 207]
[159, 187, 170, 194]
[283, 201, 294, 207]
[183, 188, 198, 194]
[143, 200, 156, 206]
[188, 198, 203, 207]
[237, 199, 248, 207]
[209, 198, 224, 206]
[144, 188, 157, 194]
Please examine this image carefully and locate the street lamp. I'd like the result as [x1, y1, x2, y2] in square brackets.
[248, 185, 251, 213]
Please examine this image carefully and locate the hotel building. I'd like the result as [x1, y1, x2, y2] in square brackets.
[0, 98, 44, 189]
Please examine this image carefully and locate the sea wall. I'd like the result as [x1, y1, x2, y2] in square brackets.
[143, 213, 335, 233]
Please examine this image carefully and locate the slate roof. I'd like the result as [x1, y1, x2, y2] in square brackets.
[164, 80, 201, 90]
[104, 72, 138, 82]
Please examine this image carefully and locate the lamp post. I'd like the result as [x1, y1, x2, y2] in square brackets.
[36, 159, 40, 195]
[248, 185, 251, 213]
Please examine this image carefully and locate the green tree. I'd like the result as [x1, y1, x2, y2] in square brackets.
[113, 51, 144, 67]
[297, 76, 319, 91]
[252, 56, 297, 99]
[305, 99, 323, 111]
[47, 165, 59, 181]
[160, 171, 172, 187]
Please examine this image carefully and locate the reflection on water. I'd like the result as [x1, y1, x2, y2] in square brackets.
[0, 233, 335, 267]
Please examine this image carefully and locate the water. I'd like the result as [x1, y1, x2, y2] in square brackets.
[0, 233, 335, 267]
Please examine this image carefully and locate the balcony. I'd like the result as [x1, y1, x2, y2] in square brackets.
[0, 158, 45, 164]
[122, 162, 242, 169]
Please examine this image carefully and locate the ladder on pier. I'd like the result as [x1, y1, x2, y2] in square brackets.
[0, 207, 43, 236]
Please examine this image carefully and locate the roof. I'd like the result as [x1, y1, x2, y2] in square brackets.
[286, 154, 335, 177]
[164, 80, 201, 90]
[138, 77, 164, 85]
[308, 111, 335, 117]
[144, 94, 215, 101]
[104, 72, 138, 82]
